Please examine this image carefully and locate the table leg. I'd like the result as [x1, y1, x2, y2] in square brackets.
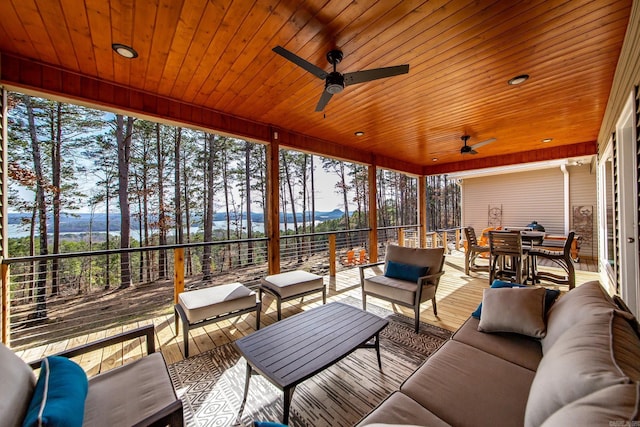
[375, 332, 382, 370]
[283, 385, 296, 424]
[236, 362, 252, 423]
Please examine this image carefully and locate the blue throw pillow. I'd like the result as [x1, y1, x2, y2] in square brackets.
[384, 260, 429, 282]
[471, 280, 560, 319]
[23, 356, 89, 427]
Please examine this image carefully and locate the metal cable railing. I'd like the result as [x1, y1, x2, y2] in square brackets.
[2, 226, 453, 349]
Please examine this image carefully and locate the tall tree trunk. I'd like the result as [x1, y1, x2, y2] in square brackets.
[310, 155, 316, 234]
[221, 142, 232, 269]
[51, 102, 62, 295]
[245, 141, 253, 263]
[26, 96, 48, 320]
[281, 152, 300, 261]
[202, 134, 215, 280]
[105, 186, 110, 289]
[142, 143, 151, 283]
[339, 163, 351, 247]
[174, 128, 183, 244]
[117, 115, 133, 289]
[29, 202, 36, 301]
[182, 155, 192, 275]
[156, 123, 167, 278]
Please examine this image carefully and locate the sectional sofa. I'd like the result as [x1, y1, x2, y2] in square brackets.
[357, 280, 640, 426]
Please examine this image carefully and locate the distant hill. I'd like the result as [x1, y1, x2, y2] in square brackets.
[8, 209, 346, 233]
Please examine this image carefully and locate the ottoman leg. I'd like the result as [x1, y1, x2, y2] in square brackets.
[256, 300, 261, 330]
[175, 304, 191, 358]
[276, 296, 282, 321]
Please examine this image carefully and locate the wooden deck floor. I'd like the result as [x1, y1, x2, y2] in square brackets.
[14, 254, 599, 371]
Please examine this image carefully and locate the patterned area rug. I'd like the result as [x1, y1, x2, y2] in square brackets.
[167, 301, 452, 427]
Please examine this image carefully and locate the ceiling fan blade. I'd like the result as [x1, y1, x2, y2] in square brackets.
[470, 149, 478, 155]
[315, 90, 333, 112]
[343, 64, 409, 86]
[273, 46, 327, 79]
[470, 137, 497, 150]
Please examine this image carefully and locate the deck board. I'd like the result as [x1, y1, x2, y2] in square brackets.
[15, 254, 599, 368]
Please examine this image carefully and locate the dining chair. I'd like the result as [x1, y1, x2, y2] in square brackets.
[488, 230, 528, 284]
[464, 226, 490, 275]
[528, 231, 576, 289]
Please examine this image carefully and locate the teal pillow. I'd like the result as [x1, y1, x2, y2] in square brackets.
[471, 280, 560, 319]
[23, 356, 88, 427]
[384, 260, 429, 282]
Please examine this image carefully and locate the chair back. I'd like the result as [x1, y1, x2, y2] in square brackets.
[464, 227, 480, 246]
[384, 244, 445, 283]
[489, 230, 524, 256]
[563, 231, 575, 256]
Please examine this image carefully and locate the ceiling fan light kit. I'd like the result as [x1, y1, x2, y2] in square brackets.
[272, 45, 409, 112]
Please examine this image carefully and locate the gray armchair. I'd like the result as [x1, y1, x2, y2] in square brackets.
[1, 325, 183, 427]
[360, 244, 445, 332]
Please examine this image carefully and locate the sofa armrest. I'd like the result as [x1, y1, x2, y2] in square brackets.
[28, 324, 156, 369]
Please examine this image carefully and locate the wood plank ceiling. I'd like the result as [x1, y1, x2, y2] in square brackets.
[0, 0, 633, 175]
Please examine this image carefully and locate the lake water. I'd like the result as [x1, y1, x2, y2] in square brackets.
[7, 220, 322, 239]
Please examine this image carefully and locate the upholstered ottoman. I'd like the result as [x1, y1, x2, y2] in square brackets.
[260, 270, 326, 320]
[175, 282, 260, 357]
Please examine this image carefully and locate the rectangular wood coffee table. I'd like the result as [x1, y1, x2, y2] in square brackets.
[235, 302, 389, 424]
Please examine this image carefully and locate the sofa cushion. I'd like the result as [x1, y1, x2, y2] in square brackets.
[83, 352, 178, 426]
[540, 383, 640, 426]
[478, 287, 547, 338]
[452, 316, 542, 371]
[23, 356, 88, 427]
[542, 280, 619, 353]
[384, 260, 428, 283]
[356, 391, 451, 427]
[0, 343, 37, 427]
[524, 310, 640, 427]
[400, 340, 535, 427]
[471, 280, 560, 319]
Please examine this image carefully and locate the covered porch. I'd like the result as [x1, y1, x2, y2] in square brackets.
[12, 253, 598, 366]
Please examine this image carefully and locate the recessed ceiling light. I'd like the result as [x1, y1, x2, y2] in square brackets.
[542, 138, 553, 143]
[508, 74, 529, 85]
[354, 131, 365, 136]
[112, 43, 138, 59]
[432, 157, 438, 162]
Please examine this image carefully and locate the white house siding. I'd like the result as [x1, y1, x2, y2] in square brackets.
[567, 164, 597, 260]
[460, 165, 597, 260]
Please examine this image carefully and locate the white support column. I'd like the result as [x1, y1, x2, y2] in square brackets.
[560, 163, 570, 234]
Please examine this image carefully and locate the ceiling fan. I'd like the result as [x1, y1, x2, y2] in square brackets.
[272, 46, 410, 112]
[460, 135, 497, 155]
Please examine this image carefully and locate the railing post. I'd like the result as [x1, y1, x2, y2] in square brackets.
[455, 229, 461, 251]
[2, 263, 9, 345]
[174, 248, 184, 304]
[398, 228, 405, 246]
[442, 231, 448, 252]
[329, 234, 336, 277]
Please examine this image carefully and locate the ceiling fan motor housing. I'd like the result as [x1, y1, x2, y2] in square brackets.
[326, 72, 345, 94]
